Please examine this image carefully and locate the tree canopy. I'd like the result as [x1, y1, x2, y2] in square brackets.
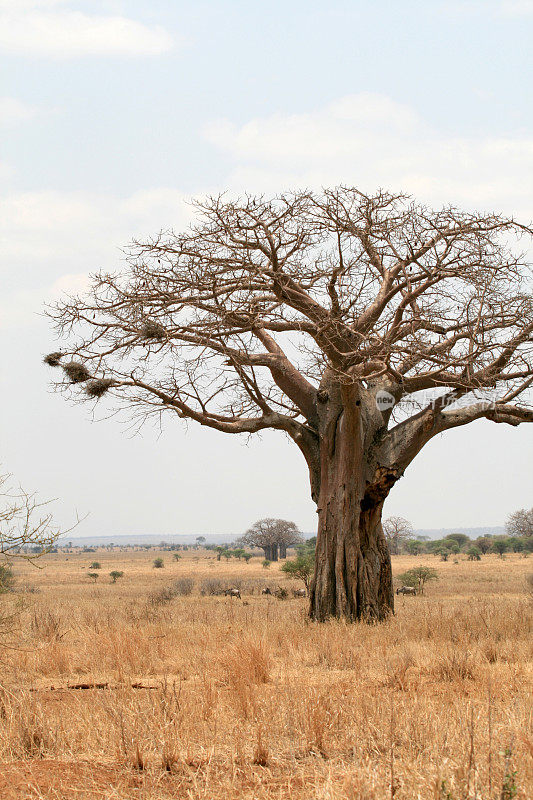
[238, 518, 302, 560]
[507, 507, 533, 538]
[48, 189, 533, 469]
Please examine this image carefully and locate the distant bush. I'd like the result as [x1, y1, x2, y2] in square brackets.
[172, 577, 194, 596]
[398, 566, 438, 595]
[262, 559, 271, 569]
[89, 562, 101, 570]
[87, 572, 99, 583]
[148, 587, 175, 606]
[153, 558, 164, 569]
[173, 553, 181, 562]
[491, 537, 510, 557]
[280, 547, 314, 590]
[467, 547, 481, 561]
[200, 578, 227, 596]
[0, 563, 15, 593]
[109, 570, 124, 583]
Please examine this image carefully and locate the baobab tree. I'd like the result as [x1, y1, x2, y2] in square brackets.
[382, 516, 413, 555]
[46, 188, 533, 622]
[238, 518, 302, 561]
[274, 519, 303, 558]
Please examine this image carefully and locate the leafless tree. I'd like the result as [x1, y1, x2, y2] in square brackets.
[273, 519, 303, 558]
[382, 516, 413, 555]
[0, 472, 64, 559]
[237, 518, 301, 560]
[47, 188, 533, 622]
[506, 507, 533, 538]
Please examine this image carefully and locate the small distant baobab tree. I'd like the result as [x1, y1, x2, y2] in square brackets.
[46, 188, 533, 622]
[238, 518, 302, 561]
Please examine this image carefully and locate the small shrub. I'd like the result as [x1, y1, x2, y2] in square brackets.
[467, 546, 481, 561]
[172, 577, 194, 596]
[200, 578, 227, 596]
[87, 572, 99, 583]
[89, 562, 101, 570]
[148, 587, 175, 606]
[173, 553, 181, 562]
[398, 565, 438, 595]
[262, 559, 271, 569]
[280, 548, 314, 590]
[153, 558, 164, 569]
[109, 571, 124, 583]
[0, 563, 15, 593]
[491, 537, 510, 557]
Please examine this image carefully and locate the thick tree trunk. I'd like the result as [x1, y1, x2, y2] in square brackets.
[279, 543, 287, 559]
[308, 384, 394, 622]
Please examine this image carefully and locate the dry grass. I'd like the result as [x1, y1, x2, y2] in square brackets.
[0, 549, 531, 799]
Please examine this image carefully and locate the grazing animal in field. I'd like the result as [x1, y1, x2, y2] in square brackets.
[261, 587, 272, 595]
[226, 587, 241, 599]
[396, 586, 416, 596]
[292, 588, 307, 598]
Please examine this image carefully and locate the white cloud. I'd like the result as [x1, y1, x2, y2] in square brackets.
[441, 0, 533, 16]
[0, 96, 37, 126]
[499, 0, 533, 15]
[0, 188, 191, 328]
[0, 1, 68, 8]
[204, 92, 533, 221]
[0, 4, 173, 58]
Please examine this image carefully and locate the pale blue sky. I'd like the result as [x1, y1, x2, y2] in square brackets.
[1, 0, 532, 538]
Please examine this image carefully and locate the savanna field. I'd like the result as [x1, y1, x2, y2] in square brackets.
[0, 550, 531, 800]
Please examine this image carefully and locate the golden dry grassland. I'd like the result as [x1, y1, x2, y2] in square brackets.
[0, 549, 531, 799]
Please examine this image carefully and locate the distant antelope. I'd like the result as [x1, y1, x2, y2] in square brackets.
[292, 588, 307, 598]
[396, 586, 416, 596]
[224, 588, 241, 599]
[261, 587, 272, 595]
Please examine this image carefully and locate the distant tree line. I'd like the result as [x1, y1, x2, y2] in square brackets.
[383, 506, 533, 559]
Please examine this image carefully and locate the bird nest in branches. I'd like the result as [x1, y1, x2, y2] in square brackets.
[85, 378, 115, 398]
[43, 352, 63, 367]
[140, 320, 166, 340]
[62, 361, 91, 383]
